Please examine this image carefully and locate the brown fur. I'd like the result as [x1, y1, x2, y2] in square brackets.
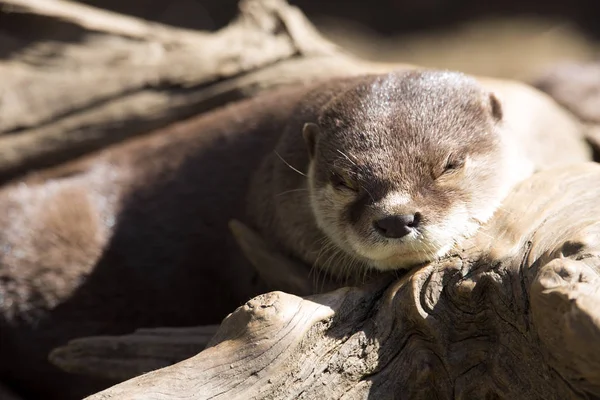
[247, 70, 532, 278]
[0, 83, 316, 399]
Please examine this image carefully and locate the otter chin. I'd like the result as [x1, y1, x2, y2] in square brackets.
[248, 69, 534, 275]
[301, 70, 533, 272]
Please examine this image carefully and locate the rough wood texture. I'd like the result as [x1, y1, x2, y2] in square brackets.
[0, 0, 341, 180]
[0, 0, 589, 182]
[49, 326, 219, 381]
[86, 163, 600, 400]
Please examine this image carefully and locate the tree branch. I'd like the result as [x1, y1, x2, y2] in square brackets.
[49, 326, 220, 382]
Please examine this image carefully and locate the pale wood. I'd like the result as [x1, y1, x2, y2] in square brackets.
[2, 0, 196, 40]
[85, 163, 600, 399]
[0, 0, 590, 181]
[0, 0, 338, 180]
[48, 326, 220, 382]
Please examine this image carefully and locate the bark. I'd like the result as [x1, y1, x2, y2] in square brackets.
[0, 0, 342, 181]
[49, 326, 220, 382]
[83, 163, 600, 399]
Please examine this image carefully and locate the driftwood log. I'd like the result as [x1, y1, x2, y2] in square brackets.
[50, 326, 220, 382]
[1, 0, 599, 399]
[79, 162, 600, 399]
[0, 0, 342, 181]
[0, 0, 592, 182]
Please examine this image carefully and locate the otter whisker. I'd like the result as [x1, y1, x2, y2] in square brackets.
[334, 253, 349, 285]
[345, 256, 357, 282]
[336, 149, 357, 166]
[314, 239, 336, 268]
[408, 240, 419, 262]
[274, 150, 307, 177]
[327, 247, 345, 276]
[308, 261, 323, 293]
[346, 257, 361, 285]
[344, 252, 358, 284]
[276, 189, 309, 197]
[320, 247, 345, 292]
[361, 185, 375, 202]
[360, 260, 371, 285]
[312, 238, 339, 291]
[312, 240, 331, 268]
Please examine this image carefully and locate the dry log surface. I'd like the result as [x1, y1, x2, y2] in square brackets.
[50, 326, 219, 382]
[0, 0, 592, 180]
[0, 0, 340, 180]
[85, 163, 600, 399]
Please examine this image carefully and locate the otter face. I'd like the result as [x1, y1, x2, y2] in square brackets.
[304, 70, 531, 271]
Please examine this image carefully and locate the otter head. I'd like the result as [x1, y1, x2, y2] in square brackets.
[303, 70, 529, 271]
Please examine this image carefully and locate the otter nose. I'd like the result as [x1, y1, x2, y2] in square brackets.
[373, 213, 420, 239]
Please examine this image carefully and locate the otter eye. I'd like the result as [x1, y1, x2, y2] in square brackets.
[331, 173, 358, 192]
[443, 154, 465, 174]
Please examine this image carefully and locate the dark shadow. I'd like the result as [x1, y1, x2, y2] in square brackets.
[290, 0, 600, 38]
[0, 0, 236, 60]
[0, 12, 90, 60]
[78, 0, 237, 31]
[3, 0, 600, 62]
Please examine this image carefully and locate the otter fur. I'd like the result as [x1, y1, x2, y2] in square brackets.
[249, 70, 536, 278]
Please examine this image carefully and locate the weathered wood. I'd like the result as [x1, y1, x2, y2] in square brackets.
[86, 163, 600, 399]
[48, 326, 220, 381]
[0, 0, 590, 181]
[0, 0, 340, 180]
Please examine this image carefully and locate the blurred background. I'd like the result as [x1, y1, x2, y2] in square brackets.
[4, 0, 596, 81]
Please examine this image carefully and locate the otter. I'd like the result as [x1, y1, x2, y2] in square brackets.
[245, 70, 535, 278]
[0, 69, 590, 400]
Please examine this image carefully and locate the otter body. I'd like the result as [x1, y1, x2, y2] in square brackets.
[0, 70, 590, 399]
[0, 84, 316, 400]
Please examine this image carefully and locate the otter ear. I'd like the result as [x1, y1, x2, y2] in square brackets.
[228, 219, 313, 296]
[302, 122, 320, 159]
[488, 92, 503, 122]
